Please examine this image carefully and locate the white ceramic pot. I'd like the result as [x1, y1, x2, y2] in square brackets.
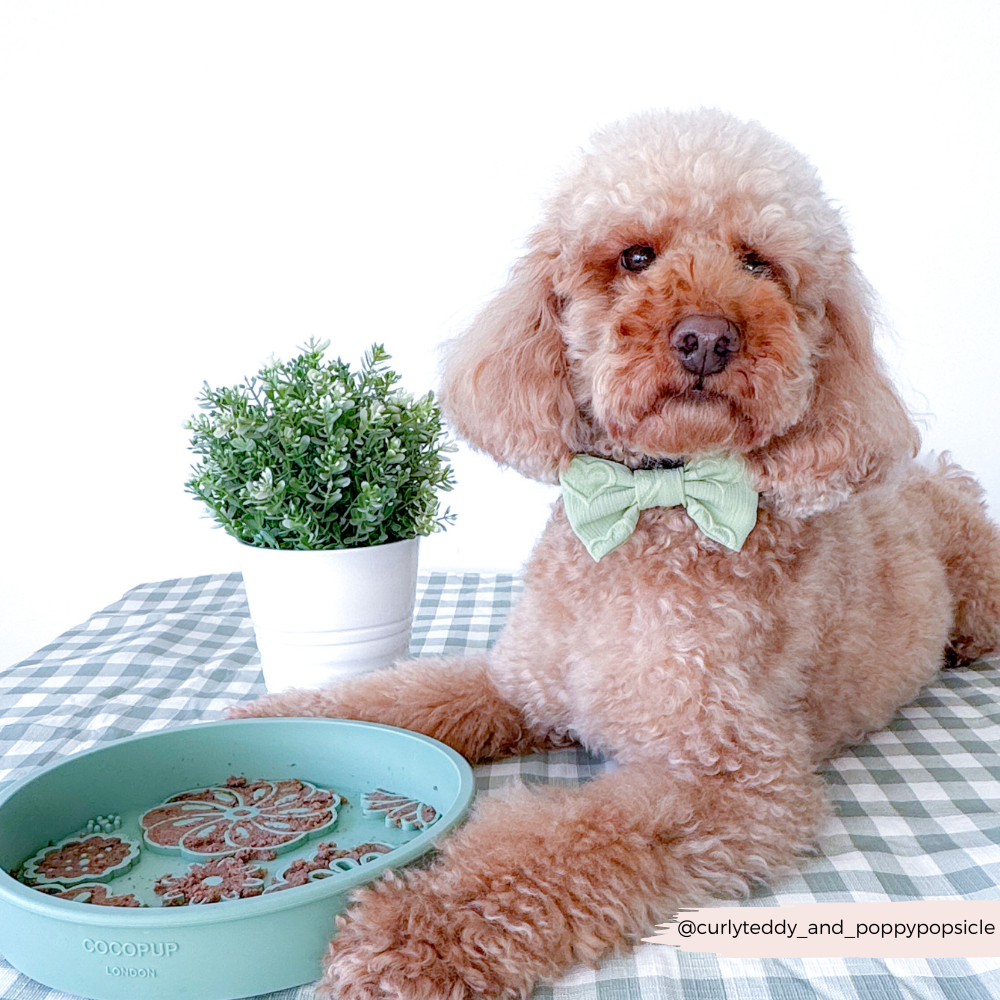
[237, 537, 420, 693]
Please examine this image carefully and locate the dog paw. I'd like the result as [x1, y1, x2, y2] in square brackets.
[224, 701, 269, 719]
[317, 869, 521, 1000]
[224, 690, 314, 719]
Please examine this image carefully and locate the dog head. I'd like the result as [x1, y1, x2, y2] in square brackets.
[442, 109, 918, 516]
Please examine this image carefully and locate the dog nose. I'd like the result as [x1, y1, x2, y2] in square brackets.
[669, 315, 741, 376]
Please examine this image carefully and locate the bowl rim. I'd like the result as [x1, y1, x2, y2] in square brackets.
[0, 717, 475, 927]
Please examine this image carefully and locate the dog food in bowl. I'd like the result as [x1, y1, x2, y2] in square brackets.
[0, 718, 476, 1000]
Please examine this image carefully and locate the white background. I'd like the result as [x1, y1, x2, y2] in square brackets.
[2, 1, 998, 669]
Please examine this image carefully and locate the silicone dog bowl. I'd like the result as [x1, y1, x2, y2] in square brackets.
[0, 718, 475, 1000]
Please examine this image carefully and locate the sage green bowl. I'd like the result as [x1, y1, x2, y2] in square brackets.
[0, 718, 475, 1000]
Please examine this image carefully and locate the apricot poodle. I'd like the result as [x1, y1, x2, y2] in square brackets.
[230, 109, 1000, 999]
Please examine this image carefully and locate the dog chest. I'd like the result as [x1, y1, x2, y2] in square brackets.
[488, 506, 800, 760]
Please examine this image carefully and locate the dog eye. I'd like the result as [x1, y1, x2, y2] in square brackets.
[621, 245, 656, 272]
[741, 250, 772, 277]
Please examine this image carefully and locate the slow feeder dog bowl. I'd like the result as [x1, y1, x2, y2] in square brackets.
[0, 718, 475, 1000]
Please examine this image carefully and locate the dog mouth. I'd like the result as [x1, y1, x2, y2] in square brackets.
[676, 382, 729, 402]
[596, 382, 755, 459]
[649, 378, 738, 415]
[600, 382, 736, 433]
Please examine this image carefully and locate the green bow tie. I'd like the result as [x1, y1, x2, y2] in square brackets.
[559, 455, 758, 561]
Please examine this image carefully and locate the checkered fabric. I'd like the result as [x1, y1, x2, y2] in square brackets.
[1, 573, 999, 1000]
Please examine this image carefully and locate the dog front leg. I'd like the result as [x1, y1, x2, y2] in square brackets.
[319, 754, 829, 1000]
[226, 657, 548, 763]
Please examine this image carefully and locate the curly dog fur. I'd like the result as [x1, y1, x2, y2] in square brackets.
[230, 109, 1000, 999]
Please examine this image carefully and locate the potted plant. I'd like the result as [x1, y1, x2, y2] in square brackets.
[185, 338, 455, 692]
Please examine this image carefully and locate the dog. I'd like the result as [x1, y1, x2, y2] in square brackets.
[229, 109, 1000, 999]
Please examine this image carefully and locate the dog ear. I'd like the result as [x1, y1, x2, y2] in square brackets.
[751, 265, 920, 515]
[441, 247, 580, 483]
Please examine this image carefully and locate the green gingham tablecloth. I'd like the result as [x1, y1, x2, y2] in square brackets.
[2, 572, 1000, 1000]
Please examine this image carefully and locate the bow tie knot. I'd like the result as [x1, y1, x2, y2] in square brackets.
[630, 466, 687, 511]
[559, 455, 758, 562]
